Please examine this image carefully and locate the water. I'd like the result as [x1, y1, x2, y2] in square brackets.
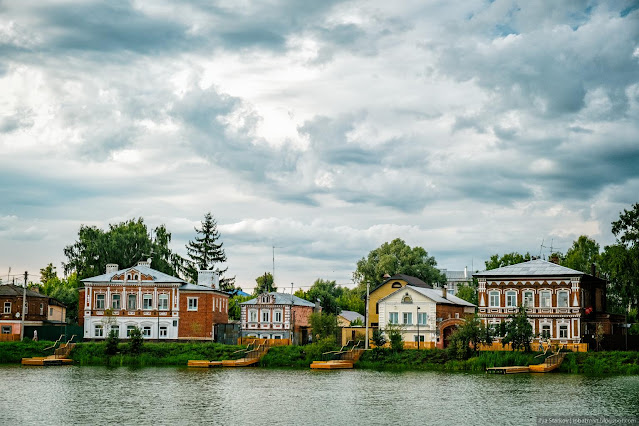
[1, 365, 638, 425]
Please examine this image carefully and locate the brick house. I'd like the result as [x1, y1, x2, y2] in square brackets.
[0, 284, 67, 338]
[79, 261, 228, 341]
[377, 285, 475, 349]
[475, 259, 624, 346]
[240, 292, 316, 343]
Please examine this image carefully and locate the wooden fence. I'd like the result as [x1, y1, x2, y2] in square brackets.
[0, 334, 20, 342]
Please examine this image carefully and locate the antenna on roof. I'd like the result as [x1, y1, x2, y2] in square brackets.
[539, 238, 547, 258]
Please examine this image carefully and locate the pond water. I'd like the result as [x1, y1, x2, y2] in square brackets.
[1, 365, 638, 425]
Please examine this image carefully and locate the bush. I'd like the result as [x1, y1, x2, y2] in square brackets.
[105, 329, 119, 356]
[385, 323, 404, 351]
[127, 327, 143, 355]
[371, 328, 387, 347]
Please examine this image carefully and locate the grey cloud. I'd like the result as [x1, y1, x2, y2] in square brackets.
[0, 110, 33, 133]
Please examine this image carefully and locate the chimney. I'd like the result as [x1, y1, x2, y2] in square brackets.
[383, 273, 391, 279]
[442, 285, 448, 299]
[464, 266, 468, 279]
[314, 299, 321, 313]
[197, 270, 219, 288]
[137, 258, 151, 268]
[591, 263, 596, 277]
[106, 264, 118, 274]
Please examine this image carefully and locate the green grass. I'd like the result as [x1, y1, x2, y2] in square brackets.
[0, 340, 57, 363]
[558, 351, 639, 375]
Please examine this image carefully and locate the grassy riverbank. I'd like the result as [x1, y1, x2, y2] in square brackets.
[4, 341, 638, 374]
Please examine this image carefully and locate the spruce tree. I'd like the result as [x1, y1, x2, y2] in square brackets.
[185, 212, 234, 289]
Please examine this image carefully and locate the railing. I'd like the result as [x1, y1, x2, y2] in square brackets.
[44, 335, 65, 352]
[321, 340, 364, 361]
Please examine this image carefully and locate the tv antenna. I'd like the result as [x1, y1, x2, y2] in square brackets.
[272, 245, 283, 285]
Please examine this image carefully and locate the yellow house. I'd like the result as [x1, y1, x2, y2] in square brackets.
[366, 274, 434, 327]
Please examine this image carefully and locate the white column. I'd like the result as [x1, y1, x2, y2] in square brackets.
[138, 287, 142, 309]
[122, 287, 126, 310]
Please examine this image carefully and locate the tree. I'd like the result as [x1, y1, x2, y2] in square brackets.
[253, 272, 276, 295]
[456, 280, 478, 306]
[354, 238, 446, 290]
[40, 263, 57, 284]
[501, 307, 534, 351]
[128, 326, 143, 355]
[309, 312, 338, 341]
[484, 252, 532, 270]
[228, 294, 252, 321]
[447, 315, 493, 360]
[185, 212, 233, 288]
[306, 279, 341, 315]
[41, 271, 81, 324]
[336, 287, 365, 315]
[601, 203, 639, 312]
[105, 329, 120, 356]
[562, 235, 600, 274]
[384, 322, 405, 351]
[371, 328, 387, 348]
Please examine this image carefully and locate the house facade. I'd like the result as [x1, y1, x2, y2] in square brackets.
[337, 310, 364, 327]
[367, 274, 435, 328]
[79, 261, 228, 341]
[240, 292, 316, 342]
[475, 259, 622, 345]
[377, 285, 475, 348]
[0, 284, 66, 337]
[439, 267, 472, 296]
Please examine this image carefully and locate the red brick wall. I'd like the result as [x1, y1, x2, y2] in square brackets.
[78, 289, 85, 326]
[178, 292, 229, 339]
[436, 304, 471, 321]
[291, 306, 314, 328]
[0, 295, 48, 323]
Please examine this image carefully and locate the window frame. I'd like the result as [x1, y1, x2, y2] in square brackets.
[261, 310, 270, 323]
[489, 291, 500, 307]
[540, 291, 551, 308]
[188, 297, 198, 311]
[158, 294, 169, 311]
[95, 294, 105, 309]
[273, 310, 282, 323]
[403, 312, 413, 325]
[159, 326, 168, 338]
[126, 326, 136, 337]
[127, 294, 137, 311]
[3, 302, 11, 314]
[112, 294, 121, 310]
[249, 309, 258, 322]
[388, 312, 399, 324]
[523, 291, 534, 307]
[94, 324, 104, 337]
[142, 326, 152, 338]
[557, 291, 569, 308]
[506, 291, 517, 308]
[143, 294, 153, 310]
[559, 324, 568, 339]
[417, 312, 428, 325]
[111, 325, 120, 337]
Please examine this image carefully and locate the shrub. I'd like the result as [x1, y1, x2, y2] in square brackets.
[127, 327, 143, 355]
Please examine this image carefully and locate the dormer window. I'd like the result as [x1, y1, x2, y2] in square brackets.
[392, 282, 402, 288]
[127, 274, 131, 280]
[402, 294, 413, 304]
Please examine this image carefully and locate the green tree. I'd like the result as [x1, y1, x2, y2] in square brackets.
[447, 315, 493, 360]
[105, 329, 120, 356]
[456, 280, 478, 306]
[253, 272, 276, 295]
[40, 271, 81, 324]
[185, 212, 234, 288]
[228, 294, 252, 321]
[354, 238, 446, 290]
[484, 252, 532, 270]
[306, 279, 341, 315]
[501, 307, 534, 351]
[128, 326, 143, 355]
[336, 287, 365, 315]
[40, 263, 57, 284]
[562, 235, 600, 274]
[384, 322, 405, 351]
[371, 328, 387, 347]
[309, 312, 338, 341]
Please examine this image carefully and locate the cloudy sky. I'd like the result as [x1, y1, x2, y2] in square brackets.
[1, 0, 638, 291]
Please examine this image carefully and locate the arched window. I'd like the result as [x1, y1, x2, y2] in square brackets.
[506, 291, 517, 307]
[489, 291, 500, 307]
[391, 282, 402, 288]
[402, 294, 413, 304]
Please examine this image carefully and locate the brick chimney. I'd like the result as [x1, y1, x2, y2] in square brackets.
[198, 270, 219, 289]
[442, 284, 448, 299]
[137, 258, 151, 268]
[106, 264, 119, 274]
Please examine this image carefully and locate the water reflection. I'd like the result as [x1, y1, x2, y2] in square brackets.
[1, 365, 638, 425]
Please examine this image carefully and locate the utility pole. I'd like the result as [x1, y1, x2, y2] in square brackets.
[365, 281, 370, 350]
[20, 271, 27, 341]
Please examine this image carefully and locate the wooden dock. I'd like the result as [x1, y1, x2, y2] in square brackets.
[188, 340, 268, 368]
[310, 342, 364, 370]
[486, 352, 566, 374]
[21, 356, 74, 366]
[310, 360, 354, 370]
[486, 366, 531, 374]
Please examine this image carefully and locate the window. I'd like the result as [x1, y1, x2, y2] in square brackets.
[414, 335, 425, 342]
[188, 298, 198, 311]
[403, 312, 413, 324]
[262, 310, 270, 322]
[249, 310, 257, 322]
[127, 326, 136, 337]
[158, 294, 169, 310]
[402, 295, 413, 304]
[96, 294, 105, 309]
[506, 291, 517, 307]
[489, 291, 500, 307]
[143, 294, 153, 310]
[540, 291, 551, 308]
[376, 303, 379, 314]
[559, 325, 568, 339]
[40, 303, 44, 315]
[1, 326, 11, 334]
[391, 281, 402, 288]
[95, 324, 104, 337]
[418, 312, 428, 325]
[4, 302, 10, 314]
[542, 324, 551, 338]
[557, 291, 569, 308]
[448, 289, 455, 296]
[159, 326, 168, 338]
[274, 310, 282, 323]
[523, 291, 534, 307]
[111, 325, 119, 337]
[128, 294, 137, 310]
[388, 312, 398, 324]
[142, 326, 151, 337]
[49, 307, 54, 316]
[112, 294, 121, 310]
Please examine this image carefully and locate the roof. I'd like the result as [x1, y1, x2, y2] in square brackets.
[179, 283, 229, 296]
[82, 265, 186, 284]
[441, 270, 472, 281]
[0, 284, 48, 299]
[376, 274, 433, 291]
[379, 285, 476, 308]
[473, 259, 591, 278]
[240, 292, 316, 307]
[339, 310, 364, 322]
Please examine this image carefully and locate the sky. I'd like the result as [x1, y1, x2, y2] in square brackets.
[1, 0, 638, 292]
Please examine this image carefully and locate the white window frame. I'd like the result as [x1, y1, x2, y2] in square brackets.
[159, 326, 168, 338]
[112, 294, 121, 310]
[417, 312, 428, 325]
[143, 294, 153, 310]
[540, 291, 551, 308]
[96, 294, 105, 309]
[2, 326, 11, 334]
[142, 326, 152, 338]
[403, 312, 412, 325]
[111, 325, 120, 337]
[489, 291, 500, 307]
[261, 310, 270, 323]
[40, 303, 44, 315]
[188, 297, 198, 311]
[4, 302, 11, 314]
[249, 309, 258, 322]
[95, 324, 104, 337]
[388, 312, 399, 324]
[559, 324, 568, 339]
[557, 291, 569, 308]
[541, 324, 552, 338]
[158, 294, 169, 311]
[414, 335, 425, 342]
[506, 291, 517, 307]
[127, 294, 137, 310]
[274, 310, 282, 323]
[523, 291, 534, 307]
[126, 325, 136, 337]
